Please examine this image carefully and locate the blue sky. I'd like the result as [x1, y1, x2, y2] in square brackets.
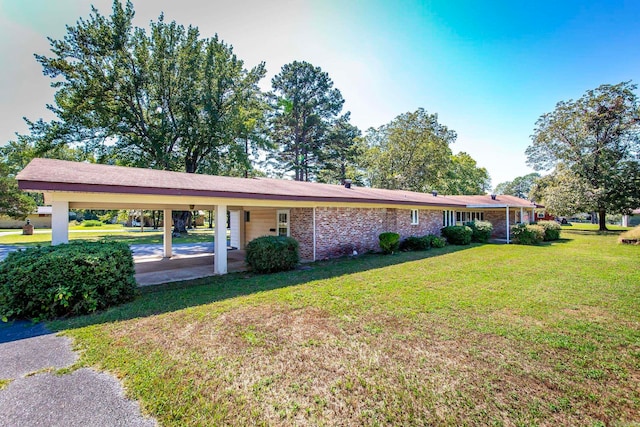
[1, 0, 638, 187]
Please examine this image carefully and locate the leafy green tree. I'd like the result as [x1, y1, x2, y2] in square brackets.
[270, 61, 345, 181]
[25, 1, 266, 232]
[364, 108, 456, 192]
[0, 161, 36, 220]
[530, 165, 595, 216]
[526, 82, 640, 230]
[442, 152, 491, 195]
[494, 172, 541, 199]
[316, 113, 364, 185]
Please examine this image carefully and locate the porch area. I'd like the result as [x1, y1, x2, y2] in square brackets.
[135, 250, 247, 286]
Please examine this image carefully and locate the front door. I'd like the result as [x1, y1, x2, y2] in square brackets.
[277, 210, 290, 237]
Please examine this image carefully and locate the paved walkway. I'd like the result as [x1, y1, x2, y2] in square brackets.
[0, 321, 156, 426]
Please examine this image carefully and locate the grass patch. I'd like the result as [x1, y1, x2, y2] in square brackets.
[0, 228, 215, 246]
[619, 225, 640, 244]
[50, 231, 640, 425]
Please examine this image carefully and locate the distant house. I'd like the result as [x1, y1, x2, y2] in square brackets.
[622, 209, 640, 227]
[0, 206, 52, 229]
[534, 210, 555, 222]
[17, 159, 539, 274]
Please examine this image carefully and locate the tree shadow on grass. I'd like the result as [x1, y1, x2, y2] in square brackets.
[47, 244, 481, 331]
[562, 229, 626, 236]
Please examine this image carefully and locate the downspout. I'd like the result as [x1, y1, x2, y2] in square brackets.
[506, 206, 510, 244]
[313, 207, 316, 261]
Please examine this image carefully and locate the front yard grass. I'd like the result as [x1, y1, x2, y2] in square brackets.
[50, 227, 639, 425]
[0, 227, 215, 246]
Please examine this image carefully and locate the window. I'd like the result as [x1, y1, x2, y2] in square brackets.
[411, 209, 419, 225]
[442, 210, 455, 226]
[537, 212, 545, 218]
[276, 210, 290, 237]
[457, 211, 485, 223]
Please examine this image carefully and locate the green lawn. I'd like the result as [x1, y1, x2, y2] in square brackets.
[48, 226, 640, 425]
[0, 226, 215, 246]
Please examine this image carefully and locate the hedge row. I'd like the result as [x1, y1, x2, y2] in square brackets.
[399, 234, 446, 251]
[0, 241, 137, 321]
[511, 221, 562, 245]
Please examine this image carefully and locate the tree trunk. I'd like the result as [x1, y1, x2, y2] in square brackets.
[172, 211, 191, 235]
[598, 207, 608, 231]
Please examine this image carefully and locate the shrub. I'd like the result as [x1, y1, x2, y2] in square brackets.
[0, 241, 137, 321]
[428, 235, 447, 248]
[245, 236, 299, 273]
[441, 225, 473, 245]
[80, 219, 104, 227]
[379, 232, 400, 254]
[464, 221, 493, 243]
[537, 220, 561, 241]
[400, 236, 430, 251]
[511, 223, 545, 245]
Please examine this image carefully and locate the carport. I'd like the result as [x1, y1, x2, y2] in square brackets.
[15, 159, 268, 276]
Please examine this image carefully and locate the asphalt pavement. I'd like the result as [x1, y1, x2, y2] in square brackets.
[0, 321, 157, 426]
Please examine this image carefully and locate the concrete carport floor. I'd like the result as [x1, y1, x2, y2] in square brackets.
[135, 249, 247, 286]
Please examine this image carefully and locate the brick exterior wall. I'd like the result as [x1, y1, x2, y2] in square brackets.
[290, 207, 444, 260]
[314, 207, 387, 259]
[484, 209, 523, 238]
[395, 209, 442, 239]
[290, 208, 314, 260]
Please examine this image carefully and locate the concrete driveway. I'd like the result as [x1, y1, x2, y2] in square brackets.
[0, 321, 156, 426]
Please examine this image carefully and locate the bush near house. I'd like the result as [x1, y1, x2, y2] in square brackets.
[429, 235, 447, 248]
[245, 236, 300, 273]
[400, 234, 447, 251]
[441, 225, 473, 245]
[0, 241, 137, 321]
[535, 220, 562, 241]
[80, 219, 104, 227]
[464, 221, 493, 243]
[511, 223, 545, 245]
[379, 232, 401, 254]
[400, 236, 431, 251]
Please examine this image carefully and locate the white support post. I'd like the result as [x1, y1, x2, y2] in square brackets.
[214, 204, 227, 275]
[506, 206, 510, 244]
[51, 200, 69, 245]
[531, 208, 535, 224]
[520, 207, 524, 224]
[163, 209, 172, 258]
[622, 215, 629, 227]
[239, 210, 246, 250]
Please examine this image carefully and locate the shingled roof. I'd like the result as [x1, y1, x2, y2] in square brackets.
[17, 158, 536, 209]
